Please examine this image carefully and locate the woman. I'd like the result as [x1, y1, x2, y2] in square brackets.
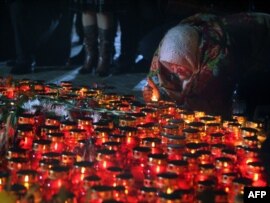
[143, 13, 270, 118]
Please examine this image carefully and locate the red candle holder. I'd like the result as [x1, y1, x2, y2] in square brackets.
[88, 185, 113, 203]
[95, 127, 110, 145]
[77, 116, 93, 136]
[156, 172, 179, 193]
[40, 125, 59, 139]
[142, 137, 162, 154]
[96, 149, 116, 170]
[16, 169, 37, 189]
[158, 191, 181, 203]
[72, 161, 94, 185]
[16, 124, 34, 149]
[215, 157, 234, 173]
[165, 144, 184, 160]
[83, 175, 101, 191]
[119, 115, 136, 127]
[147, 153, 167, 177]
[210, 132, 224, 144]
[211, 144, 226, 158]
[161, 125, 179, 136]
[7, 157, 29, 172]
[205, 122, 221, 135]
[0, 171, 9, 192]
[116, 173, 134, 193]
[18, 113, 35, 125]
[6, 147, 28, 160]
[161, 133, 185, 146]
[138, 186, 158, 203]
[61, 151, 76, 167]
[45, 115, 61, 126]
[183, 128, 200, 143]
[47, 132, 65, 153]
[10, 184, 27, 202]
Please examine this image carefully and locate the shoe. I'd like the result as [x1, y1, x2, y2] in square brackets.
[79, 25, 98, 74]
[112, 54, 135, 75]
[96, 28, 114, 77]
[10, 63, 32, 75]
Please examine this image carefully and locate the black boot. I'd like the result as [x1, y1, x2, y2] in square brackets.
[96, 28, 114, 77]
[79, 25, 98, 74]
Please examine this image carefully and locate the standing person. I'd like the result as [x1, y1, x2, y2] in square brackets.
[78, 0, 115, 77]
[143, 13, 270, 119]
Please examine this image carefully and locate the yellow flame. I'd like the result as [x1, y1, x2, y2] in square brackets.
[151, 95, 158, 102]
[167, 187, 173, 194]
[24, 175, 29, 183]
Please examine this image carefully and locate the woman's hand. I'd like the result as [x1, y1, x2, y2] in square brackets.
[143, 77, 161, 103]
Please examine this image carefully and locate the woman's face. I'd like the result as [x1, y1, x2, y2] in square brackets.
[160, 61, 192, 81]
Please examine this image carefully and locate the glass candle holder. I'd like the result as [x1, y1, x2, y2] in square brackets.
[168, 119, 185, 134]
[72, 161, 94, 185]
[16, 169, 37, 189]
[138, 186, 158, 203]
[6, 147, 28, 160]
[147, 153, 167, 177]
[205, 123, 221, 135]
[159, 114, 174, 126]
[141, 137, 162, 154]
[96, 149, 116, 170]
[183, 128, 200, 143]
[243, 136, 259, 148]
[45, 115, 61, 126]
[61, 151, 76, 167]
[158, 191, 181, 203]
[16, 124, 34, 149]
[141, 108, 158, 123]
[47, 132, 65, 153]
[209, 132, 224, 144]
[215, 157, 234, 173]
[167, 160, 188, 176]
[18, 113, 35, 125]
[83, 175, 101, 191]
[104, 166, 123, 186]
[8, 157, 29, 172]
[38, 159, 60, 181]
[0, 171, 9, 191]
[197, 150, 212, 165]
[119, 126, 138, 147]
[119, 116, 136, 127]
[181, 111, 195, 123]
[40, 125, 59, 139]
[161, 133, 185, 146]
[48, 166, 70, 194]
[156, 172, 179, 193]
[211, 143, 226, 158]
[42, 152, 61, 162]
[127, 112, 146, 125]
[161, 125, 179, 136]
[116, 173, 134, 193]
[165, 144, 184, 160]
[88, 185, 113, 202]
[95, 127, 111, 145]
[77, 116, 93, 135]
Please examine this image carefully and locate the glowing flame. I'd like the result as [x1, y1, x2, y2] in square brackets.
[24, 175, 29, 183]
[151, 95, 158, 102]
[167, 187, 173, 194]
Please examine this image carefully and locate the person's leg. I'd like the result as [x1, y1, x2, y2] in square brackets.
[79, 11, 98, 73]
[9, 0, 33, 74]
[96, 12, 114, 76]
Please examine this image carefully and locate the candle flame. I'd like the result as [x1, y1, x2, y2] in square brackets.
[253, 173, 259, 181]
[151, 95, 158, 102]
[24, 175, 29, 183]
[167, 187, 173, 194]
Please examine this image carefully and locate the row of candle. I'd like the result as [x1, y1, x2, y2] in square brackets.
[0, 78, 268, 202]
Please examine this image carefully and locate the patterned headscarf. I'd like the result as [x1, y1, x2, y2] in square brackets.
[159, 24, 199, 74]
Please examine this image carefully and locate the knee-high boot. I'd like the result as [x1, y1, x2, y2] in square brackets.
[96, 28, 114, 77]
[79, 25, 98, 74]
